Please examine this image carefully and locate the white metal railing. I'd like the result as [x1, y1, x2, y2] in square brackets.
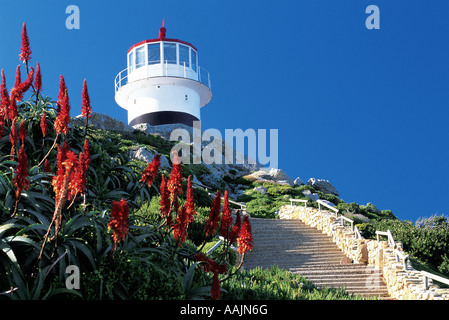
[338, 215, 354, 231]
[206, 236, 237, 255]
[114, 60, 211, 92]
[316, 199, 339, 216]
[207, 192, 247, 211]
[289, 198, 308, 207]
[421, 271, 449, 290]
[376, 230, 410, 271]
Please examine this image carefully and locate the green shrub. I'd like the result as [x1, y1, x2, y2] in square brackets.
[363, 217, 449, 276]
[202, 239, 237, 267]
[221, 265, 365, 300]
[82, 250, 184, 299]
[193, 187, 213, 208]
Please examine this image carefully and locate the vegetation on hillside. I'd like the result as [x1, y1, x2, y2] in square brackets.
[230, 174, 449, 279]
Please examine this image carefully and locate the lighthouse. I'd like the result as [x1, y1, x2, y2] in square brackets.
[114, 21, 212, 129]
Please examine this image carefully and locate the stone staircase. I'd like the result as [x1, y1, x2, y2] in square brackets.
[243, 218, 391, 299]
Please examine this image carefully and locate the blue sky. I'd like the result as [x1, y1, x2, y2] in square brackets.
[1, 0, 448, 222]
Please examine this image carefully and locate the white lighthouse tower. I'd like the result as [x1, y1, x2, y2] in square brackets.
[114, 21, 212, 129]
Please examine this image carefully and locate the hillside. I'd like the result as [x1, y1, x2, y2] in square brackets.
[74, 113, 449, 278]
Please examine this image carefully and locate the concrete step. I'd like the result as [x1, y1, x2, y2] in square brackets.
[244, 218, 392, 299]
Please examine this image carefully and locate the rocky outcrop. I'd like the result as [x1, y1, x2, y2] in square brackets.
[308, 178, 339, 196]
[129, 146, 171, 170]
[246, 168, 294, 186]
[72, 112, 132, 132]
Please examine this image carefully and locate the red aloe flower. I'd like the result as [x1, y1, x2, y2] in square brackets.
[54, 88, 70, 135]
[83, 138, 90, 170]
[185, 175, 196, 224]
[9, 118, 18, 158]
[192, 253, 227, 300]
[52, 141, 70, 199]
[173, 204, 189, 245]
[0, 118, 4, 138]
[8, 94, 18, 122]
[211, 273, 222, 300]
[0, 70, 10, 117]
[34, 62, 42, 95]
[43, 158, 52, 174]
[19, 23, 32, 64]
[13, 144, 30, 199]
[167, 152, 183, 198]
[57, 75, 67, 114]
[159, 174, 172, 224]
[237, 215, 254, 255]
[220, 190, 233, 238]
[204, 190, 222, 238]
[67, 152, 87, 200]
[140, 154, 160, 188]
[229, 210, 241, 244]
[108, 198, 129, 251]
[13, 65, 22, 101]
[40, 112, 47, 137]
[10, 67, 34, 111]
[55, 149, 78, 200]
[19, 121, 26, 143]
[81, 79, 92, 118]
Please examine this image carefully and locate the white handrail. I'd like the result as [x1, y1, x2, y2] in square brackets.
[316, 199, 339, 215]
[338, 215, 354, 231]
[421, 271, 449, 290]
[289, 198, 308, 207]
[376, 230, 410, 270]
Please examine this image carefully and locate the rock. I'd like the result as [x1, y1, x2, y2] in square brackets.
[268, 168, 294, 186]
[253, 186, 268, 195]
[302, 189, 320, 201]
[72, 112, 132, 132]
[340, 256, 352, 264]
[294, 177, 304, 185]
[246, 168, 294, 186]
[129, 147, 171, 170]
[307, 178, 339, 196]
[355, 241, 369, 264]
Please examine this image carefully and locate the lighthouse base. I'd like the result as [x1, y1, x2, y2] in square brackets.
[129, 110, 199, 127]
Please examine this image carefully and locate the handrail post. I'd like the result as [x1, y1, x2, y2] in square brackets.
[423, 273, 429, 290]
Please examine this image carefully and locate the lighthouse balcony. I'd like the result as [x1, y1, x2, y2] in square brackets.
[114, 60, 211, 93]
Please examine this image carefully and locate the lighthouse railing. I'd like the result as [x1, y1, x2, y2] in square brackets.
[115, 63, 211, 92]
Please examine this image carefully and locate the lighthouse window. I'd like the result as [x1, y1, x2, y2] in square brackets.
[148, 43, 160, 65]
[191, 50, 197, 72]
[163, 43, 177, 64]
[179, 45, 190, 68]
[128, 51, 135, 71]
[135, 46, 145, 69]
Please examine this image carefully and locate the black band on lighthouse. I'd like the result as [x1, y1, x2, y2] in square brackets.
[129, 111, 200, 127]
